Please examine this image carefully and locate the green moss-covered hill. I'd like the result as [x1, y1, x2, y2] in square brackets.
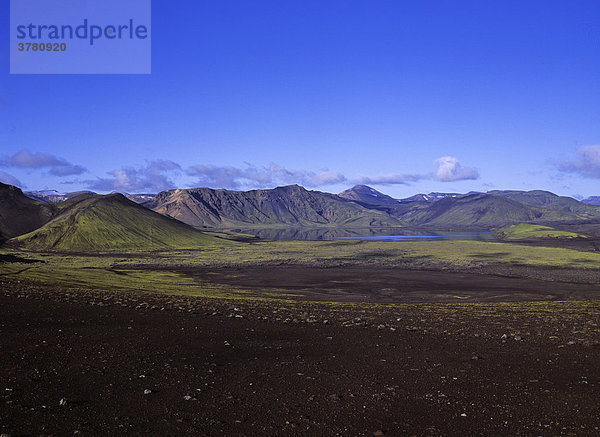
[11, 193, 228, 251]
[494, 223, 587, 241]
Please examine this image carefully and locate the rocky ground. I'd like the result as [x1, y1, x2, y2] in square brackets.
[1, 282, 600, 436]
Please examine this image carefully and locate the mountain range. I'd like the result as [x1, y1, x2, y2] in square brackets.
[143, 185, 403, 228]
[337, 186, 599, 227]
[3, 182, 599, 251]
[142, 185, 599, 229]
[25, 190, 155, 204]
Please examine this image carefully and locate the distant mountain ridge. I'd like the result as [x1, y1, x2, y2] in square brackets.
[487, 190, 600, 218]
[24, 190, 95, 203]
[6, 183, 600, 242]
[24, 189, 155, 205]
[583, 196, 600, 206]
[398, 192, 474, 203]
[144, 185, 403, 228]
[143, 185, 600, 230]
[398, 193, 578, 228]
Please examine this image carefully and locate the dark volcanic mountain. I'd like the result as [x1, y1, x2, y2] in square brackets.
[144, 185, 403, 228]
[0, 183, 55, 243]
[338, 185, 400, 207]
[10, 193, 225, 252]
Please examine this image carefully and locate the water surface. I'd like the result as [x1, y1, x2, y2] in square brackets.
[235, 227, 495, 241]
[337, 232, 494, 242]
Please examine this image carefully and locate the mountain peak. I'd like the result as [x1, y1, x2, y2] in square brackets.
[338, 185, 399, 207]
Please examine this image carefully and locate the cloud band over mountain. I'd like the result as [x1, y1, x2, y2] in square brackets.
[85, 156, 478, 192]
[0, 149, 479, 193]
[186, 163, 347, 190]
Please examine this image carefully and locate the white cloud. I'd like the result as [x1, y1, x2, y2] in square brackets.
[1, 149, 86, 176]
[434, 156, 479, 182]
[186, 163, 346, 190]
[86, 160, 181, 193]
[352, 173, 424, 186]
[558, 145, 600, 178]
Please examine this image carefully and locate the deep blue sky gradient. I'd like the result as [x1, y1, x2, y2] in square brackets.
[1, 0, 599, 197]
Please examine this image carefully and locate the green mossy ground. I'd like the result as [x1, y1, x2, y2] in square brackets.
[495, 223, 587, 241]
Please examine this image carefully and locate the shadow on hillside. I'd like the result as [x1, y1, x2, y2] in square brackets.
[0, 254, 45, 264]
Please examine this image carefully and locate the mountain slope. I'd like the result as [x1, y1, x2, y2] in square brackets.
[337, 185, 400, 207]
[582, 196, 600, 206]
[399, 193, 576, 228]
[0, 183, 56, 243]
[487, 190, 600, 218]
[145, 185, 403, 228]
[11, 193, 227, 251]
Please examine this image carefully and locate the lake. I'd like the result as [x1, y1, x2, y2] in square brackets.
[235, 227, 495, 241]
[337, 232, 495, 242]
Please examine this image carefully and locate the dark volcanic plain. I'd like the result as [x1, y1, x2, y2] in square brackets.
[2, 277, 600, 436]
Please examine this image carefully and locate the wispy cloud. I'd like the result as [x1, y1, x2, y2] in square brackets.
[86, 160, 181, 193]
[434, 156, 479, 182]
[351, 173, 424, 186]
[0, 171, 24, 188]
[186, 163, 346, 190]
[1, 149, 86, 176]
[558, 145, 600, 178]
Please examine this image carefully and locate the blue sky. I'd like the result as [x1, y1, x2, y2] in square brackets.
[1, 0, 599, 198]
